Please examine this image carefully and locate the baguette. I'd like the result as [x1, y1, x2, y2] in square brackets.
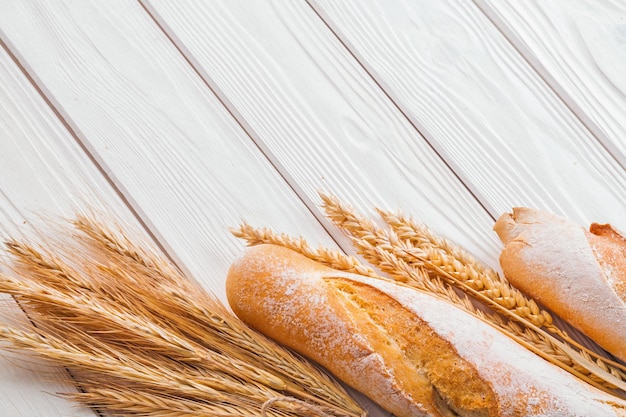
[494, 207, 626, 362]
[226, 244, 626, 417]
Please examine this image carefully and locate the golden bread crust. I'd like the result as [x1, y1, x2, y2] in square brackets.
[227, 243, 626, 416]
[494, 208, 626, 362]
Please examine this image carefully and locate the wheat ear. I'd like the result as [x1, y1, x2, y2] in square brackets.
[320, 193, 626, 396]
[378, 209, 626, 375]
[65, 387, 256, 417]
[378, 208, 626, 376]
[231, 222, 378, 278]
[346, 234, 620, 388]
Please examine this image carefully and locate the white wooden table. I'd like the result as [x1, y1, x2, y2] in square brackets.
[0, 0, 624, 415]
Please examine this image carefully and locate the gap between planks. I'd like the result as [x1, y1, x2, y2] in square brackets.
[0, 33, 182, 275]
[2, 0, 613, 255]
[142, 0, 498, 225]
[0, 0, 612, 302]
[304, 0, 626, 220]
[136, 0, 348, 252]
[470, 0, 626, 174]
[0, 34, 104, 417]
[0, 21, 201, 417]
[302, 0, 496, 222]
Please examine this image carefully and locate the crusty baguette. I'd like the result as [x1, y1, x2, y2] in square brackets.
[226, 243, 626, 417]
[494, 207, 626, 362]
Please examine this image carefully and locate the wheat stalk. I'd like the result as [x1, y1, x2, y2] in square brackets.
[231, 222, 378, 278]
[66, 388, 255, 417]
[0, 215, 365, 417]
[319, 193, 626, 396]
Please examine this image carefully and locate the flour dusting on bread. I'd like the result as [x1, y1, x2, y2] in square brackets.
[226, 244, 626, 417]
[494, 207, 626, 362]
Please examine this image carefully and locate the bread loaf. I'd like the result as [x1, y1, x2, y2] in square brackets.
[494, 207, 626, 362]
[226, 244, 626, 417]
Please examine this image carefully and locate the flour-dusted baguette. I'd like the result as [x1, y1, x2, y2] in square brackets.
[494, 207, 626, 362]
[226, 244, 626, 417]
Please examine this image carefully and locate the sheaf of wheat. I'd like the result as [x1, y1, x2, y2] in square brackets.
[0, 214, 365, 417]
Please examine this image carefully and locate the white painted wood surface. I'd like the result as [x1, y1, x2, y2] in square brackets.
[476, 0, 626, 166]
[309, 0, 626, 230]
[142, 0, 500, 266]
[0, 0, 623, 415]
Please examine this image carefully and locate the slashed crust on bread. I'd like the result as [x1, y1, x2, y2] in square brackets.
[329, 278, 497, 417]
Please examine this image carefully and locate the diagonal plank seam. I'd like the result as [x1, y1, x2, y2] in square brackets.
[470, 0, 624, 170]
[0, 34, 105, 417]
[479, 0, 624, 174]
[136, 0, 371, 252]
[0, 32, 183, 275]
[303, 0, 495, 222]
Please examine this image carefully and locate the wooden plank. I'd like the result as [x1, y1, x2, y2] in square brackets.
[475, 0, 626, 166]
[307, 0, 626, 230]
[0, 39, 121, 417]
[141, 0, 501, 269]
[0, 0, 338, 305]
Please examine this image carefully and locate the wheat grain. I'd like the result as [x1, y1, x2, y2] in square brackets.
[319, 193, 626, 395]
[376, 208, 626, 376]
[377, 209, 497, 277]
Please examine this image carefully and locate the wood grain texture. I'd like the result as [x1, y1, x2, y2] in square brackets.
[0, 37, 126, 417]
[309, 0, 626, 231]
[0, 0, 337, 305]
[475, 0, 626, 166]
[142, 0, 501, 270]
